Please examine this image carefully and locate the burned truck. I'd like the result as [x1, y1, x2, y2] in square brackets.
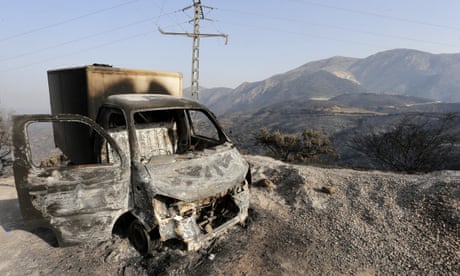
[12, 65, 250, 255]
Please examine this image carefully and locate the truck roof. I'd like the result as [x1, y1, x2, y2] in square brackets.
[104, 94, 205, 112]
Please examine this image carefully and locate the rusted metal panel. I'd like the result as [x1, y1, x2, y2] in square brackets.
[103, 94, 203, 113]
[12, 114, 130, 246]
[153, 181, 249, 251]
[48, 66, 183, 165]
[145, 147, 248, 201]
[48, 66, 183, 120]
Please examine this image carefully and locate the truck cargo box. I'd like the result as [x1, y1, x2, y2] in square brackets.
[47, 65, 183, 164]
[48, 65, 183, 120]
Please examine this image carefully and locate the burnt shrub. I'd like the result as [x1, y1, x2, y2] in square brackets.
[254, 128, 336, 162]
[351, 113, 460, 173]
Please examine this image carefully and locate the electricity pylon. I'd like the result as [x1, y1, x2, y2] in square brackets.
[159, 0, 228, 101]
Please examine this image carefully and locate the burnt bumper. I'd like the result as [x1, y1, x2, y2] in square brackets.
[153, 181, 249, 250]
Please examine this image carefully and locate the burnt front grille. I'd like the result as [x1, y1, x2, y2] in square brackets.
[195, 194, 239, 234]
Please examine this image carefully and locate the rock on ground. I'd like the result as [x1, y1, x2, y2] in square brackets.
[0, 155, 458, 275]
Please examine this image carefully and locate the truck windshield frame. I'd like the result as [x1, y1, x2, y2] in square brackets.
[131, 108, 228, 161]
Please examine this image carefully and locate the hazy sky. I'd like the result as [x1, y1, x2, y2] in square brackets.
[1, 0, 460, 113]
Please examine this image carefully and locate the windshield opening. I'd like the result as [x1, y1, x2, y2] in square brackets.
[132, 109, 226, 161]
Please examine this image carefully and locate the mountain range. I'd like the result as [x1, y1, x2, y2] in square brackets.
[196, 48, 460, 169]
[199, 49, 460, 115]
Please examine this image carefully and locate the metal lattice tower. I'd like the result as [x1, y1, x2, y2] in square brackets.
[159, 0, 228, 101]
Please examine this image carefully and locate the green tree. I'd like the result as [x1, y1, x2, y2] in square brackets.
[351, 113, 460, 173]
[254, 128, 335, 162]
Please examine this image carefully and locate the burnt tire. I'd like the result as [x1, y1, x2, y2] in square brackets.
[150, 225, 163, 251]
[128, 220, 151, 256]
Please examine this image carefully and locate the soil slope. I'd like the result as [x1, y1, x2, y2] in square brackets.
[0, 155, 458, 275]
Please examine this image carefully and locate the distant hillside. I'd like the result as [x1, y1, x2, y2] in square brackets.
[218, 93, 460, 169]
[200, 49, 460, 115]
[328, 93, 436, 112]
[198, 48, 460, 169]
[220, 93, 443, 140]
[202, 70, 366, 115]
[349, 49, 460, 102]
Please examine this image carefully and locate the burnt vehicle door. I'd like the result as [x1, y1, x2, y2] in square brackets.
[12, 114, 130, 246]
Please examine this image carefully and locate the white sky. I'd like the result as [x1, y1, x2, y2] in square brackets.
[1, 0, 460, 113]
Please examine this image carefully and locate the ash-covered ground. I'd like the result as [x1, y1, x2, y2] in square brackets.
[0, 155, 458, 275]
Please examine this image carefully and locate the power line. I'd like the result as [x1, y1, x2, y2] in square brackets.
[297, 0, 460, 31]
[158, 0, 228, 100]
[0, 0, 141, 43]
[153, 0, 167, 26]
[0, 14, 177, 63]
[0, 30, 155, 73]
[219, 8, 460, 49]
[221, 20, 379, 48]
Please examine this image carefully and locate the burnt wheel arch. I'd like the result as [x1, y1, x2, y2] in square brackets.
[112, 212, 136, 238]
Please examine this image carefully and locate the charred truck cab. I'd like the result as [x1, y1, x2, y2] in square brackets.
[12, 65, 250, 255]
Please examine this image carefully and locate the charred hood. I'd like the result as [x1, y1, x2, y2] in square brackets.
[144, 149, 248, 202]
